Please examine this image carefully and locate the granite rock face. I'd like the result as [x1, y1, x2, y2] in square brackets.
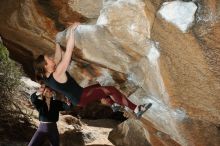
[0, 0, 220, 146]
[109, 119, 151, 146]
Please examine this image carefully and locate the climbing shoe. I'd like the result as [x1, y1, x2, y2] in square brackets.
[135, 103, 152, 119]
[111, 103, 123, 112]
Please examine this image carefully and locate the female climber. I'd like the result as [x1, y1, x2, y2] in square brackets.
[28, 85, 72, 146]
[33, 22, 152, 118]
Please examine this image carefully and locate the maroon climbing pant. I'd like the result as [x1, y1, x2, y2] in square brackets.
[78, 84, 137, 110]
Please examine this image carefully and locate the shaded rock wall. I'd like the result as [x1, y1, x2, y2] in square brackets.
[0, 0, 220, 146]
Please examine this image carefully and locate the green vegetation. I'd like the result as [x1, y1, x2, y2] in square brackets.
[0, 42, 22, 100]
[0, 42, 9, 61]
[0, 41, 31, 141]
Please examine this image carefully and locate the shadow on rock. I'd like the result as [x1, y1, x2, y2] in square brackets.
[60, 130, 85, 146]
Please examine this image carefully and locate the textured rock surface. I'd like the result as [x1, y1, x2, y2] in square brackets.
[158, 1, 197, 32]
[109, 119, 151, 146]
[0, 0, 220, 146]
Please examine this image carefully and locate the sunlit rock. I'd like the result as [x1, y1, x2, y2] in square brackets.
[20, 76, 40, 95]
[56, 24, 132, 73]
[56, 0, 155, 73]
[193, 0, 220, 84]
[0, 0, 220, 146]
[158, 1, 197, 32]
[97, 0, 153, 55]
[109, 119, 151, 146]
[68, 0, 103, 19]
[151, 0, 220, 145]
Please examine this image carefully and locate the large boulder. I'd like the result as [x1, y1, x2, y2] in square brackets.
[0, 0, 220, 146]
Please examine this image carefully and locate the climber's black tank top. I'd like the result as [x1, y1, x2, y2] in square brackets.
[44, 72, 83, 105]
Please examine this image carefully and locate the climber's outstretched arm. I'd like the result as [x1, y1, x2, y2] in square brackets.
[54, 43, 64, 65]
[54, 23, 79, 76]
